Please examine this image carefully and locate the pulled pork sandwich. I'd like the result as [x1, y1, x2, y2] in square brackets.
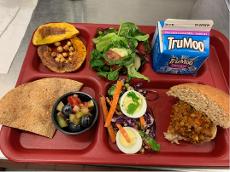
[164, 83, 230, 144]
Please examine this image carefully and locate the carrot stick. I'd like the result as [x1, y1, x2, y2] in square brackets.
[100, 96, 116, 143]
[139, 116, 146, 129]
[100, 96, 109, 120]
[107, 126, 116, 143]
[106, 96, 122, 115]
[104, 80, 123, 127]
[116, 123, 131, 143]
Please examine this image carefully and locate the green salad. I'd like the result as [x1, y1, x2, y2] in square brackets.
[90, 22, 150, 81]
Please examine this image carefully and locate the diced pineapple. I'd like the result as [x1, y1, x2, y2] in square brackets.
[56, 112, 68, 128]
[56, 101, 64, 112]
[69, 114, 80, 125]
[80, 106, 89, 115]
[76, 111, 84, 118]
[69, 114, 75, 122]
[87, 100, 94, 108]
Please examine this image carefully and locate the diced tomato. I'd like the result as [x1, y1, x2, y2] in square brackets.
[67, 96, 81, 107]
[72, 105, 80, 113]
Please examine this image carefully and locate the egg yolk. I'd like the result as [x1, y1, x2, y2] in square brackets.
[119, 129, 137, 147]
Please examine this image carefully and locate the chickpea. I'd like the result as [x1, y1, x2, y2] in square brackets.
[51, 52, 57, 57]
[57, 53, 64, 59]
[57, 46, 63, 53]
[67, 41, 72, 46]
[62, 52, 68, 57]
[54, 42, 61, 46]
[69, 46, 74, 52]
[60, 57, 65, 63]
[55, 57, 59, 62]
[55, 56, 61, 62]
[55, 53, 65, 63]
[69, 52, 74, 56]
[63, 45, 69, 51]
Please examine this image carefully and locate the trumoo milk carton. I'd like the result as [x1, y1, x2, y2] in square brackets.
[152, 19, 213, 74]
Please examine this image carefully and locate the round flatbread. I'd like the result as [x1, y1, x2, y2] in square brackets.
[37, 37, 86, 73]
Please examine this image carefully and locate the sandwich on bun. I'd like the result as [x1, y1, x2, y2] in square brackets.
[164, 83, 230, 144]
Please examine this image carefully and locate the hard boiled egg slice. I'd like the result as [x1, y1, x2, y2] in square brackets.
[119, 90, 147, 118]
[116, 127, 142, 154]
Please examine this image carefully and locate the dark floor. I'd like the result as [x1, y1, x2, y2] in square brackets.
[0, 160, 156, 171]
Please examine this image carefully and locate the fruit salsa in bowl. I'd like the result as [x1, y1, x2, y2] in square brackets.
[52, 91, 98, 135]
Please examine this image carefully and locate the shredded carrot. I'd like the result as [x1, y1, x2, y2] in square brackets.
[139, 116, 146, 129]
[100, 96, 116, 143]
[104, 80, 123, 127]
[116, 123, 131, 143]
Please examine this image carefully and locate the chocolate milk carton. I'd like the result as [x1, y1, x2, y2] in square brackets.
[152, 19, 213, 74]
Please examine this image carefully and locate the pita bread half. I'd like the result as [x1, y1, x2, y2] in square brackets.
[0, 78, 83, 138]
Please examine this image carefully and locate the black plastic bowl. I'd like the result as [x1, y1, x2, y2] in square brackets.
[51, 91, 98, 135]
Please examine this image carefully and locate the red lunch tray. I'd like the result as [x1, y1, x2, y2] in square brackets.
[0, 23, 229, 167]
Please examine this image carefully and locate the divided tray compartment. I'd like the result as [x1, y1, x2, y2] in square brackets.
[0, 23, 229, 166]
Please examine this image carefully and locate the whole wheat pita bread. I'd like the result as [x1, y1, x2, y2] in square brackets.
[0, 78, 83, 138]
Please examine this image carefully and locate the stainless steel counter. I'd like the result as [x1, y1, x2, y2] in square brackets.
[0, 0, 229, 170]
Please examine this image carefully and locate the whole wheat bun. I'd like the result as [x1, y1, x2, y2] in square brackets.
[167, 83, 230, 128]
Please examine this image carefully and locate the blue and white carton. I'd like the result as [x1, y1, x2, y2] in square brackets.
[152, 19, 213, 74]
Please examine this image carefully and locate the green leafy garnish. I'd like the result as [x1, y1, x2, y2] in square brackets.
[127, 91, 139, 102]
[139, 131, 160, 152]
[127, 103, 138, 114]
[126, 91, 140, 114]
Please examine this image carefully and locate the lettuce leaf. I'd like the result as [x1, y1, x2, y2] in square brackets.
[118, 22, 138, 37]
[127, 64, 149, 81]
[118, 22, 149, 41]
[93, 33, 128, 52]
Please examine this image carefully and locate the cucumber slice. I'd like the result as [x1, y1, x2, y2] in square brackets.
[56, 101, 64, 112]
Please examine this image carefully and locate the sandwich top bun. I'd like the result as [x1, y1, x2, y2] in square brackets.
[167, 83, 230, 128]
